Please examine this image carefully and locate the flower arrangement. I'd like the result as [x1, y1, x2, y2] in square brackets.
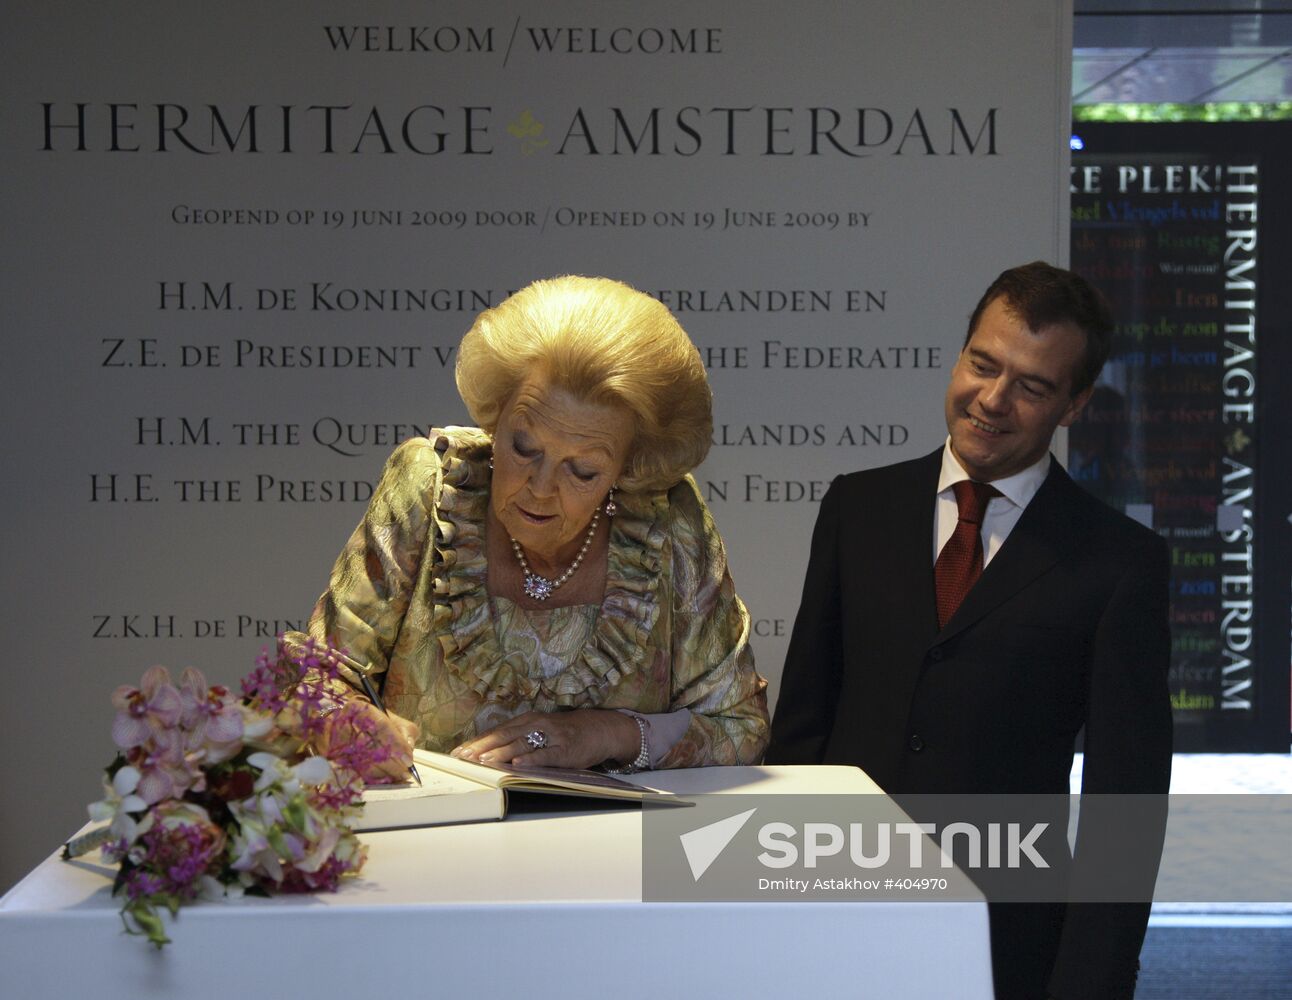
[64, 637, 393, 947]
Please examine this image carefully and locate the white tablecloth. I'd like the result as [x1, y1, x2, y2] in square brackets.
[0, 765, 994, 999]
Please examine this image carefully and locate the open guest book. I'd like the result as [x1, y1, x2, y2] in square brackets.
[357, 749, 679, 830]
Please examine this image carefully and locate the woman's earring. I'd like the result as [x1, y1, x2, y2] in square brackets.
[605, 484, 618, 517]
[489, 457, 494, 471]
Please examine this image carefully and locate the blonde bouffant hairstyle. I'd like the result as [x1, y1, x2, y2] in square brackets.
[456, 276, 712, 492]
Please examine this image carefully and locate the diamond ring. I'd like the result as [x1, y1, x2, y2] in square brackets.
[525, 730, 548, 750]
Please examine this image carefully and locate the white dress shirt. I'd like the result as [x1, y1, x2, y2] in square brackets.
[934, 441, 1051, 567]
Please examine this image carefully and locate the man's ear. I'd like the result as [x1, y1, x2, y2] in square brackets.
[1058, 386, 1094, 427]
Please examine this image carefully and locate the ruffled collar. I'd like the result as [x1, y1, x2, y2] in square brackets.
[426, 428, 667, 708]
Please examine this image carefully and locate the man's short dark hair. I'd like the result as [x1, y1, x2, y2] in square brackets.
[964, 261, 1113, 396]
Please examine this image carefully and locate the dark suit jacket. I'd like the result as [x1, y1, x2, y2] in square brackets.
[767, 448, 1172, 1000]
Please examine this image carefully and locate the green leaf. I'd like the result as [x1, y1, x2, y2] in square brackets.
[266, 827, 290, 857]
[1074, 102, 1292, 123]
[123, 901, 172, 949]
[283, 799, 308, 831]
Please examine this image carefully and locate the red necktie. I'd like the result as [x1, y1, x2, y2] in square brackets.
[935, 480, 999, 628]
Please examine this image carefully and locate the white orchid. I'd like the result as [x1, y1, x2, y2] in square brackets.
[87, 766, 152, 845]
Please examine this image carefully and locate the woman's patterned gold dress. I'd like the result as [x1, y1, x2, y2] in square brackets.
[290, 428, 769, 768]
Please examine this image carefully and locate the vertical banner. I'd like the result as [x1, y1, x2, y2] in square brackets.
[1070, 153, 1262, 749]
[2, 1, 1071, 887]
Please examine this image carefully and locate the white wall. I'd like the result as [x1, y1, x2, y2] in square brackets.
[1, 1, 1072, 890]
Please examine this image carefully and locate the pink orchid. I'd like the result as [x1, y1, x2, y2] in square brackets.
[111, 666, 183, 750]
[178, 668, 244, 763]
[177, 667, 208, 728]
[129, 728, 204, 804]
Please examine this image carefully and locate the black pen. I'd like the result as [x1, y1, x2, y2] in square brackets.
[342, 653, 422, 787]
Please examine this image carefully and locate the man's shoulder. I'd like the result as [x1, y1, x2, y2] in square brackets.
[829, 448, 941, 498]
[1043, 462, 1166, 558]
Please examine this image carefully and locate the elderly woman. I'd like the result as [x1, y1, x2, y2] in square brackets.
[292, 276, 768, 778]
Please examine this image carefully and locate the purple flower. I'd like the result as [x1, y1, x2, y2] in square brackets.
[133, 801, 226, 899]
[124, 870, 165, 901]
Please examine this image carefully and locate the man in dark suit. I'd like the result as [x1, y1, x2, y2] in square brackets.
[767, 262, 1172, 1000]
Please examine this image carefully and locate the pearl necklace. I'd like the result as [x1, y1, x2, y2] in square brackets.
[510, 508, 601, 601]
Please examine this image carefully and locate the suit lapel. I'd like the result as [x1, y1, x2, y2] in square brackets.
[937, 459, 1080, 642]
[894, 452, 942, 643]
[872, 450, 943, 721]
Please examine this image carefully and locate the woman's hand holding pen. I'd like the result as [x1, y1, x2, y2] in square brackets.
[313, 699, 419, 783]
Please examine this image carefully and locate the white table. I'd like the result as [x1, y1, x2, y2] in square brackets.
[0, 765, 994, 999]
